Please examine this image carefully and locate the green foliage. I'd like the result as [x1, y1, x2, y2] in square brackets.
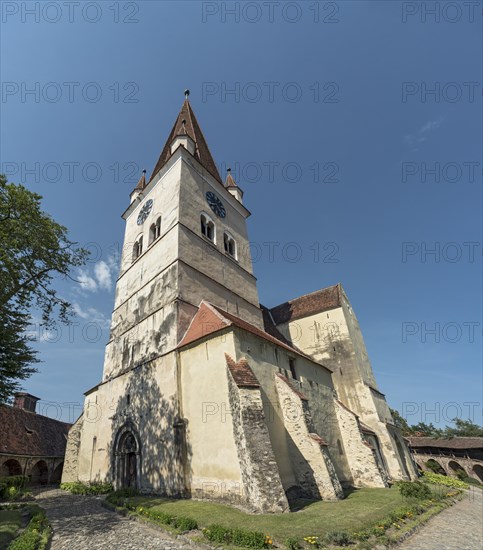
[397, 481, 431, 500]
[107, 488, 139, 501]
[7, 508, 51, 550]
[60, 482, 113, 495]
[324, 530, 351, 546]
[108, 486, 456, 546]
[444, 418, 483, 437]
[135, 505, 198, 532]
[389, 408, 412, 436]
[0, 509, 23, 548]
[0, 175, 89, 402]
[285, 536, 300, 549]
[390, 407, 482, 437]
[425, 459, 445, 474]
[203, 524, 268, 548]
[0, 476, 29, 499]
[455, 469, 467, 481]
[422, 471, 469, 489]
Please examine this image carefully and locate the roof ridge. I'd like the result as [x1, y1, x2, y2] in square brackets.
[274, 283, 341, 307]
[148, 98, 222, 185]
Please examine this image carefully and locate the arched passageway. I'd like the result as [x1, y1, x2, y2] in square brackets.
[30, 460, 48, 485]
[448, 460, 466, 477]
[51, 462, 64, 484]
[1, 459, 22, 477]
[472, 464, 483, 482]
[425, 458, 446, 475]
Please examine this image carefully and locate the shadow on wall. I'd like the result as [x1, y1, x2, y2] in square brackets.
[104, 364, 193, 496]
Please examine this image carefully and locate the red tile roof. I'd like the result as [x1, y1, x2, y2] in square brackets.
[178, 302, 323, 367]
[270, 283, 342, 325]
[359, 421, 376, 435]
[310, 433, 328, 446]
[407, 437, 483, 450]
[0, 405, 71, 457]
[225, 354, 260, 388]
[149, 99, 222, 185]
[177, 301, 228, 348]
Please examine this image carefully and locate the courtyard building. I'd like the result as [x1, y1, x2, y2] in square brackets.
[0, 393, 70, 485]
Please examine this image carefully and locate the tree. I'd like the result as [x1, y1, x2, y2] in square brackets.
[410, 422, 443, 438]
[0, 175, 88, 401]
[390, 408, 411, 435]
[442, 418, 483, 438]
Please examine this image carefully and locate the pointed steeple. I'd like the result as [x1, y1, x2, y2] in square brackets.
[149, 91, 222, 184]
[224, 168, 244, 203]
[130, 169, 147, 203]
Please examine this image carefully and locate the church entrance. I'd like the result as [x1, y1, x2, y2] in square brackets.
[113, 427, 141, 490]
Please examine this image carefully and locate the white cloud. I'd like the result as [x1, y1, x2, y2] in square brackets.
[420, 118, 442, 134]
[73, 302, 110, 329]
[75, 254, 119, 294]
[403, 117, 444, 149]
[94, 261, 112, 291]
[77, 269, 98, 292]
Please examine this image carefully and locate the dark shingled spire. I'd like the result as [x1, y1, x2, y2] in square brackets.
[132, 169, 147, 193]
[149, 97, 222, 184]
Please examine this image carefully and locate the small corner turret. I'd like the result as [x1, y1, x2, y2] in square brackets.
[130, 169, 147, 204]
[224, 168, 244, 203]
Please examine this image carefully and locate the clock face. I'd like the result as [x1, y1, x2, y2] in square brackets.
[206, 191, 226, 218]
[137, 199, 153, 225]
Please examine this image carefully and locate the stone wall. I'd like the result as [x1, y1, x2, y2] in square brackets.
[226, 360, 289, 513]
[333, 400, 387, 487]
[62, 413, 84, 483]
[274, 374, 343, 500]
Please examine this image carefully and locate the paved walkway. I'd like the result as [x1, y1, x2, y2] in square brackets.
[35, 489, 201, 549]
[399, 487, 483, 550]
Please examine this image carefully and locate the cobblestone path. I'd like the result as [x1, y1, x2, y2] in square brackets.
[35, 489, 202, 549]
[399, 487, 483, 549]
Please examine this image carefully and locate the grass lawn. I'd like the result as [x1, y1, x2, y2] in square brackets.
[0, 509, 23, 549]
[126, 486, 410, 541]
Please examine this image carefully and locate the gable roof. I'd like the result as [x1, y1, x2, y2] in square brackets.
[149, 99, 222, 185]
[407, 437, 483, 450]
[225, 354, 260, 388]
[270, 283, 342, 325]
[0, 405, 71, 457]
[178, 302, 326, 368]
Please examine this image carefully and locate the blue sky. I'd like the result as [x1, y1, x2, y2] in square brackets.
[1, 1, 481, 426]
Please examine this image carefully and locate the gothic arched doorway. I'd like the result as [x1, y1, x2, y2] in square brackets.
[113, 426, 141, 490]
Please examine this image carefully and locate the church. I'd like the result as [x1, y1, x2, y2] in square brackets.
[63, 93, 417, 512]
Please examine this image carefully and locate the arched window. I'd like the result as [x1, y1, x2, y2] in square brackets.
[223, 232, 237, 259]
[149, 217, 161, 245]
[132, 236, 143, 262]
[201, 213, 215, 243]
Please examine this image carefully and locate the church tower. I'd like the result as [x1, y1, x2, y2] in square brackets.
[63, 93, 416, 503]
[103, 92, 262, 381]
